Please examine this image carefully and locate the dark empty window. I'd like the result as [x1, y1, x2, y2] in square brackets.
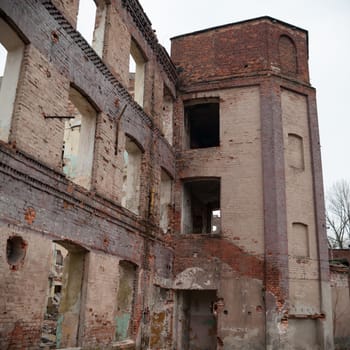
[6, 236, 27, 268]
[54, 285, 62, 294]
[182, 178, 221, 234]
[185, 101, 220, 149]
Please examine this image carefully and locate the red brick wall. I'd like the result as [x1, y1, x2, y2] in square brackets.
[171, 17, 309, 87]
[330, 249, 350, 263]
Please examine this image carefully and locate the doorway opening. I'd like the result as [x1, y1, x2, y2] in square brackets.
[41, 241, 88, 349]
[176, 290, 217, 350]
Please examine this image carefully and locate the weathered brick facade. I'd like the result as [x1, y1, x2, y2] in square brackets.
[0, 1, 334, 349]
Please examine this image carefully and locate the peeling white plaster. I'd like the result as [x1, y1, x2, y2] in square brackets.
[173, 267, 216, 290]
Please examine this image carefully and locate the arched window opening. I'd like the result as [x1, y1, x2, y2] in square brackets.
[62, 86, 97, 189]
[162, 85, 174, 145]
[76, 0, 107, 57]
[128, 39, 146, 106]
[121, 135, 143, 214]
[279, 35, 297, 75]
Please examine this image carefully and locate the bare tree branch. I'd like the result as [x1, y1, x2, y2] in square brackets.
[326, 180, 350, 249]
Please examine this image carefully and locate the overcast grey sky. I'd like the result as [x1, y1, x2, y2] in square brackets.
[1, 0, 349, 191]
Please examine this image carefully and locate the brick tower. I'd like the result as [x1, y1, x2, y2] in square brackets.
[171, 17, 333, 349]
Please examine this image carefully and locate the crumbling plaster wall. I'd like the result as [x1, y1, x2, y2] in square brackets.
[57, 247, 87, 348]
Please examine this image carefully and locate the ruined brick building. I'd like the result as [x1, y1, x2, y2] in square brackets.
[0, 0, 337, 349]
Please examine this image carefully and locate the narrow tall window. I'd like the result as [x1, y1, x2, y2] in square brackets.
[129, 39, 146, 106]
[76, 0, 97, 45]
[162, 86, 173, 145]
[76, 0, 106, 57]
[0, 44, 5, 77]
[182, 178, 221, 234]
[0, 18, 24, 142]
[160, 169, 173, 233]
[279, 35, 297, 75]
[62, 87, 97, 189]
[184, 99, 220, 149]
[92, 1, 107, 57]
[121, 136, 143, 214]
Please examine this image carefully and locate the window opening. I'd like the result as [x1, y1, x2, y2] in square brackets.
[91, 1, 107, 57]
[185, 100, 220, 149]
[0, 18, 24, 142]
[162, 85, 173, 145]
[56, 249, 64, 266]
[6, 236, 27, 269]
[182, 178, 221, 234]
[121, 136, 143, 214]
[0, 43, 6, 76]
[128, 54, 136, 100]
[54, 285, 62, 295]
[62, 87, 97, 190]
[211, 209, 221, 233]
[160, 169, 173, 233]
[41, 242, 87, 349]
[115, 261, 137, 341]
[76, 0, 97, 45]
[76, 0, 107, 57]
[128, 39, 146, 106]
